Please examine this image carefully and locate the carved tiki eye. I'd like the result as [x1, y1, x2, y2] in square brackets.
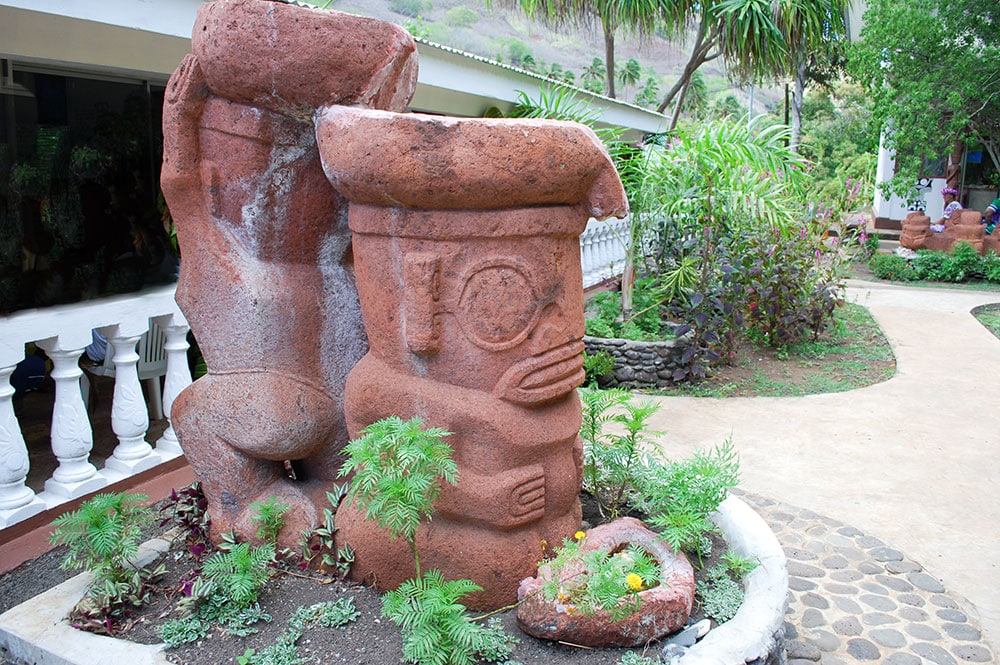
[456, 259, 540, 351]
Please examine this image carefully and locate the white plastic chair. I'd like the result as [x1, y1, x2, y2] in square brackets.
[82, 322, 169, 419]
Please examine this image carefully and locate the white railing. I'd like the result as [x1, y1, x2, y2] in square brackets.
[0, 226, 628, 532]
[0, 285, 191, 528]
[581, 216, 630, 288]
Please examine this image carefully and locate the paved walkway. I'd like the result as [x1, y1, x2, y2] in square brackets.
[646, 279, 1000, 663]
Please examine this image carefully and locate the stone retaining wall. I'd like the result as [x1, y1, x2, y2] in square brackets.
[583, 335, 689, 388]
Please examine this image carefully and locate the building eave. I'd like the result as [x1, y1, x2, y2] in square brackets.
[0, 0, 666, 138]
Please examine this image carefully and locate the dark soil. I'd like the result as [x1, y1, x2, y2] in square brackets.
[1, 494, 727, 665]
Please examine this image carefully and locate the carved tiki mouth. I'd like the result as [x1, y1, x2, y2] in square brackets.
[493, 340, 586, 405]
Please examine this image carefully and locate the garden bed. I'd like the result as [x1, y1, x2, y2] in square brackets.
[0, 496, 786, 665]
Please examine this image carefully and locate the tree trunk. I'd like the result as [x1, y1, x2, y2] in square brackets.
[790, 59, 806, 152]
[656, 19, 711, 114]
[603, 19, 617, 99]
[668, 78, 690, 131]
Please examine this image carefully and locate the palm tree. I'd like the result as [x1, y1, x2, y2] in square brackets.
[581, 57, 607, 93]
[656, 0, 847, 139]
[634, 76, 660, 108]
[496, 0, 680, 100]
[771, 0, 850, 150]
[656, 0, 785, 128]
[617, 58, 642, 99]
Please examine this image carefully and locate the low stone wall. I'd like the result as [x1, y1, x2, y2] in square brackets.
[583, 334, 689, 388]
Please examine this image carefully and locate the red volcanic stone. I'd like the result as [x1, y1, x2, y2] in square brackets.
[193, 0, 418, 117]
[901, 209, 986, 253]
[516, 517, 695, 648]
[318, 104, 627, 608]
[316, 106, 627, 217]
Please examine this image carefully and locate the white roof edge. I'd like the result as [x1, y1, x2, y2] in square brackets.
[414, 39, 668, 136]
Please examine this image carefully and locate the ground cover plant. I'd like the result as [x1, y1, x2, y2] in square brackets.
[973, 304, 1000, 339]
[869, 243, 1000, 286]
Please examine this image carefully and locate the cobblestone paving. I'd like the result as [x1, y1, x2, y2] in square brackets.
[735, 490, 995, 665]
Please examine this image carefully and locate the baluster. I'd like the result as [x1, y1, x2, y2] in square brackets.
[0, 363, 46, 526]
[612, 218, 629, 272]
[103, 329, 161, 479]
[155, 318, 192, 457]
[598, 224, 612, 279]
[580, 221, 598, 285]
[35, 339, 106, 501]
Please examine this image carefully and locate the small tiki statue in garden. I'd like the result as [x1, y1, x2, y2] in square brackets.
[161, 0, 417, 548]
[316, 108, 627, 608]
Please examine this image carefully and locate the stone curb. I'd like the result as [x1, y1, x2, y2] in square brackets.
[0, 536, 173, 665]
[680, 495, 789, 665]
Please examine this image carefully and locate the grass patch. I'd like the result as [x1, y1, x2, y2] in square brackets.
[974, 305, 1000, 338]
[652, 302, 895, 398]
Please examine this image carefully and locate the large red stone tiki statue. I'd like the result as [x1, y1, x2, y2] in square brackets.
[316, 108, 627, 609]
[161, 0, 417, 547]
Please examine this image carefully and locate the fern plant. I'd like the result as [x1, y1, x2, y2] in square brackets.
[579, 389, 662, 517]
[339, 415, 457, 577]
[201, 542, 276, 608]
[250, 496, 290, 544]
[341, 416, 517, 665]
[382, 570, 516, 665]
[50, 492, 153, 584]
[49, 492, 165, 635]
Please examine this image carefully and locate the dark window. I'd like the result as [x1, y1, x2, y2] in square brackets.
[0, 63, 175, 314]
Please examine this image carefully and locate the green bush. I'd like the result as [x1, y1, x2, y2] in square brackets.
[869, 253, 918, 281]
[584, 277, 667, 341]
[872, 243, 994, 284]
[740, 223, 840, 347]
[443, 5, 478, 27]
[390, 0, 430, 18]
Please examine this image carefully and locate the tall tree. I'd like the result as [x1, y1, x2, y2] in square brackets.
[657, 0, 846, 139]
[657, 0, 785, 127]
[495, 0, 680, 99]
[848, 0, 1000, 194]
[771, 0, 849, 150]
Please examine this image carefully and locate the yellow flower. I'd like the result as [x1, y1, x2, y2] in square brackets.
[626, 573, 644, 591]
[574, 530, 586, 541]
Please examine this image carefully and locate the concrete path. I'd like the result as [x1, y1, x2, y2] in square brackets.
[645, 279, 1000, 655]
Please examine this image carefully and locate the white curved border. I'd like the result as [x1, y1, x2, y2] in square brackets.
[679, 495, 788, 665]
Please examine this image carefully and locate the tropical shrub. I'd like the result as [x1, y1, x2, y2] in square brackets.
[340, 416, 517, 665]
[739, 224, 841, 346]
[869, 252, 918, 281]
[50, 492, 166, 635]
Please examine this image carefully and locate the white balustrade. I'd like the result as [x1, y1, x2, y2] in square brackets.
[581, 217, 630, 288]
[0, 365, 45, 526]
[0, 285, 189, 525]
[102, 327, 161, 481]
[35, 338, 105, 502]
